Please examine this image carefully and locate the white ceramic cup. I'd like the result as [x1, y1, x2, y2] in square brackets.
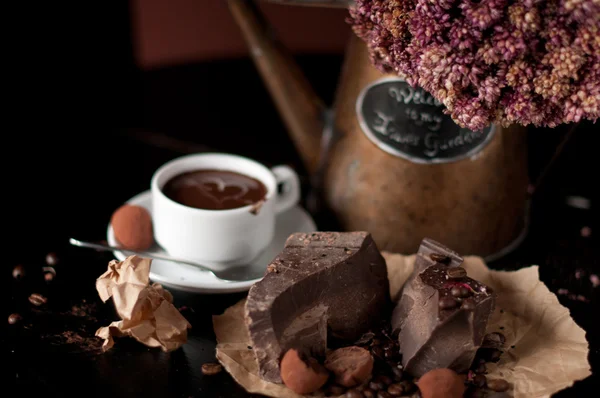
[151, 153, 301, 267]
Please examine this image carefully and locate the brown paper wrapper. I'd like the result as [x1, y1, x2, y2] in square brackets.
[213, 252, 591, 398]
[95, 256, 191, 352]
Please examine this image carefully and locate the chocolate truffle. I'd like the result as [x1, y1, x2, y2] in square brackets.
[417, 368, 465, 398]
[111, 204, 154, 251]
[280, 349, 329, 394]
[392, 238, 495, 377]
[245, 232, 390, 383]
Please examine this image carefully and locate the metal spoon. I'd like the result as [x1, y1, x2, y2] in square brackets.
[68, 238, 266, 282]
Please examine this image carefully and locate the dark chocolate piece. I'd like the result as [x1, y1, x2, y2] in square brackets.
[245, 232, 390, 383]
[392, 238, 495, 378]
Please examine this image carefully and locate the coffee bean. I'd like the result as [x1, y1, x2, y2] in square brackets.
[369, 381, 385, 391]
[201, 362, 223, 376]
[429, 253, 450, 264]
[487, 393, 511, 398]
[386, 383, 403, 396]
[372, 346, 384, 358]
[12, 265, 25, 279]
[28, 293, 48, 306]
[489, 349, 503, 362]
[363, 390, 375, 398]
[390, 366, 404, 381]
[383, 341, 395, 351]
[447, 267, 467, 279]
[439, 296, 458, 310]
[376, 375, 393, 386]
[384, 349, 397, 360]
[473, 362, 486, 374]
[487, 379, 509, 392]
[44, 272, 54, 282]
[355, 332, 376, 346]
[345, 390, 364, 398]
[453, 286, 471, 298]
[377, 391, 392, 398]
[483, 332, 506, 348]
[329, 385, 347, 396]
[462, 299, 476, 311]
[473, 374, 487, 388]
[45, 252, 59, 266]
[465, 386, 486, 398]
[8, 313, 22, 325]
[399, 380, 415, 394]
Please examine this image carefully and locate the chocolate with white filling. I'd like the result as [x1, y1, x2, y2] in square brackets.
[392, 238, 495, 378]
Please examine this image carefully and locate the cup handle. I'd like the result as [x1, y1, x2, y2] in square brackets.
[271, 165, 301, 214]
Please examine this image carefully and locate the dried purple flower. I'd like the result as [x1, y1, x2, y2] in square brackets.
[349, 0, 600, 130]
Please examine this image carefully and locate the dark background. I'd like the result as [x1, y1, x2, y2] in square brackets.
[3, 1, 598, 397]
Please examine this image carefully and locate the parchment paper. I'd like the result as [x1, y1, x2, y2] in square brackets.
[213, 252, 591, 398]
[95, 255, 191, 352]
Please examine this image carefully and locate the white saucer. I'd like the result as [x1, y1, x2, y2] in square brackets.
[106, 190, 318, 294]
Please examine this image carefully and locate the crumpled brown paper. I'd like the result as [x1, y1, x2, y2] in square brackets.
[95, 255, 191, 352]
[213, 252, 591, 398]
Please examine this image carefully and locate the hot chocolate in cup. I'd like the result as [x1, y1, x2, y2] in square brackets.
[151, 153, 301, 267]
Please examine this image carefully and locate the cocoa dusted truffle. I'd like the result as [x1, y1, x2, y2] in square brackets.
[417, 368, 465, 398]
[111, 204, 154, 251]
[245, 232, 390, 383]
[392, 238, 495, 378]
[280, 349, 329, 394]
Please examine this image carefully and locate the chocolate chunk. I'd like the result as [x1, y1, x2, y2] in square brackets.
[245, 232, 390, 383]
[391, 238, 496, 378]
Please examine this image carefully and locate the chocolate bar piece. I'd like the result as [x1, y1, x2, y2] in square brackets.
[245, 232, 390, 383]
[392, 238, 495, 378]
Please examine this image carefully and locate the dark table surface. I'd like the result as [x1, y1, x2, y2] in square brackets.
[3, 55, 599, 397]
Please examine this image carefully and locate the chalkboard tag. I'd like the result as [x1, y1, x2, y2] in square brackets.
[356, 77, 495, 164]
